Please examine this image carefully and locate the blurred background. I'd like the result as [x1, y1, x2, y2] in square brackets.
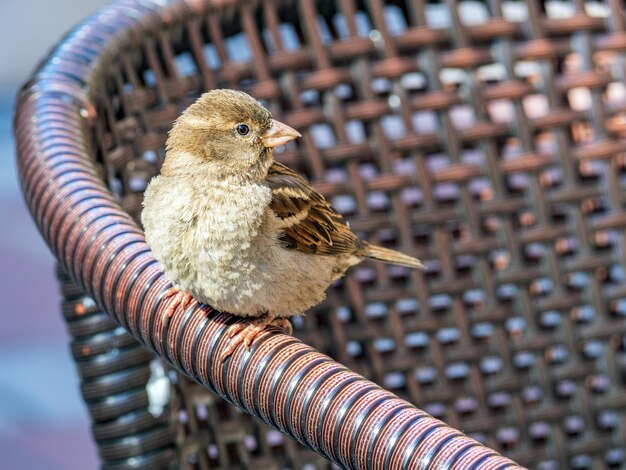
[0, 1, 106, 468]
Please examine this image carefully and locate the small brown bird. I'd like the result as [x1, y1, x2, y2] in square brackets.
[142, 89, 422, 358]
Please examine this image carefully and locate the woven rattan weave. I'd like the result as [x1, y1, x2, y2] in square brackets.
[14, 0, 626, 469]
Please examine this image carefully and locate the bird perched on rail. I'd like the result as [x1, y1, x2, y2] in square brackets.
[142, 89, 423, 358]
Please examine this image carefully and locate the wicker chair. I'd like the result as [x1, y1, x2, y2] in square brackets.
[14, 0, 626, 468]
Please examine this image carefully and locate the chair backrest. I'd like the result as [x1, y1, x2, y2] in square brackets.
[15, 0, 626, 469]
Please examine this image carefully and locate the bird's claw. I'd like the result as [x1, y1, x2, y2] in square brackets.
[163, 287, 196, 317]
[272, 317, 293, 336]
[220, 315, 292, 361]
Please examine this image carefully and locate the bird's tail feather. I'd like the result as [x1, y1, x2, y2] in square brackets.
[364, 244, 424, 269]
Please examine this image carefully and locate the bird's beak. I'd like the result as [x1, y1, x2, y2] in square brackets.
[262, 120, 301, 148]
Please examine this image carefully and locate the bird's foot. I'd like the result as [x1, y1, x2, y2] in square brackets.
[163, 286, 195, 317]
[271, 317, 293, 336]
[221, 315, 292, 361]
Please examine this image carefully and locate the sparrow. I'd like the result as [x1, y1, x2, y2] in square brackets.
[142, 89, 423, 358]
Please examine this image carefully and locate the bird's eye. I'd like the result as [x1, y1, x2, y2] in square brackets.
[236, 124, 250, 136]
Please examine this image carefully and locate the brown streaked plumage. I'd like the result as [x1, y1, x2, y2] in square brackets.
[142, 89, 423, 359]
[266, 161, 364, 255]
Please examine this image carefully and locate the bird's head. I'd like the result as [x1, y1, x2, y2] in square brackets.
[164, 89, 300, 180]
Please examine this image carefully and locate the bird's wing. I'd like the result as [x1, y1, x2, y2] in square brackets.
[265, 162, 364, 255]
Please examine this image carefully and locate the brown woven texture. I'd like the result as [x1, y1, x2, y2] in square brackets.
[13, 0, 626, 468]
